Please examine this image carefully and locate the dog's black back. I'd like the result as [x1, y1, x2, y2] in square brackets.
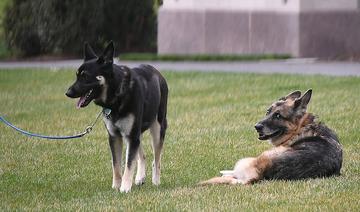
[255, 90, 343, 181]
[263, 124, 343, 180]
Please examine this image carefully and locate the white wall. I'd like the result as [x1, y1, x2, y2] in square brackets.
[300, 0, 358, 11]
[163, 0, 359, 11]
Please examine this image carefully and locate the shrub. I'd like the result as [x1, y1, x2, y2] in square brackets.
[4, 0, 42, 56]
[4, 0, 157, 57]
[102, 0, 157, 53]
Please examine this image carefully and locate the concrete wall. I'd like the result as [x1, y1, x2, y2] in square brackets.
[158, 10, 206, 54]
[299, 11, 360, 58]
[163, 0, 359, 11]
[300, 0, 359, 11]
[158, 9, 299, 55]
[158, 0, 360, 58]
[250, 12, 299, 55]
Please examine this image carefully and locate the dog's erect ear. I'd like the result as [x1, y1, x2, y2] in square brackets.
[282, 90, 301, 101]
[294, 89, 312, 111]
[84, 42, 97, 61]
[98, 41, 114, 65]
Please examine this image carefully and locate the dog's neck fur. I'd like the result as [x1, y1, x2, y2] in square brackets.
[93, 70, 117, 105]
[273, 112, 316, 147]
[95, 66, 135, 115]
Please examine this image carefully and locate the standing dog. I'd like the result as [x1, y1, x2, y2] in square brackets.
[66, 42, 168, 193]
[200, 89, 342, 185]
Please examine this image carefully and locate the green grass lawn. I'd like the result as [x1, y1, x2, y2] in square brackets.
[0, 69, 359, 211]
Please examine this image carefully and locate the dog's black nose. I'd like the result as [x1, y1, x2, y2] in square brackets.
[255, 123, 264, 132]
[65, 88, 75, 98]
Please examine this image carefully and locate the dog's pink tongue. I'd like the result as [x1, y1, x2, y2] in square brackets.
[77, 96, 86, 109]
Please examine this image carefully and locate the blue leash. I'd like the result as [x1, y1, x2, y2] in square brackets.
[0, 110, 107, 140]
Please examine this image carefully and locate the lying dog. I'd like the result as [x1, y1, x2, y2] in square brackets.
[66, 42, 168, 193]
[200, 89, 343, 185]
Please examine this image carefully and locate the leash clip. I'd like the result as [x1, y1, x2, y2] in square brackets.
[103, 108, 112, 119]
[85, 126, 93, 134]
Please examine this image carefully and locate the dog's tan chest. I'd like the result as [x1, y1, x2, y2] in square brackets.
[104, 114, 135, 137]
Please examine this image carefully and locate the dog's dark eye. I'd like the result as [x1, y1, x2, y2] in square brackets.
[76, 70, 85, 78]
[79, 71, 91, 80]
[273, 112, 282, 119]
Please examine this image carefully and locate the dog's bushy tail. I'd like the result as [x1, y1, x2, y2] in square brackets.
[198, 176, 238, 186]
[158, 74, 168, 142]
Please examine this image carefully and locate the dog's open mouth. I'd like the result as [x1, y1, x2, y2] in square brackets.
[77, 89, 94, 108]
[258, 130, 283, 140]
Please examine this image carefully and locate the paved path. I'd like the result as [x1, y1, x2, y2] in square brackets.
[0, 59, 359, 76]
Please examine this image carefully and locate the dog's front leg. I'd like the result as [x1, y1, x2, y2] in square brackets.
[120, 135, 140, 193]
[109, 135, 123, 190]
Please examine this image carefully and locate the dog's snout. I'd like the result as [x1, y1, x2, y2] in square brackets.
[255, 123, 264, 132]
[65, 88, 76, 98]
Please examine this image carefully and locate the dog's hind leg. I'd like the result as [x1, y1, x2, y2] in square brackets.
[150, 82, 167, 186]
[135, 142, 146, 185]
[150, 119, 164, 185]
[120, 136, 140, 193]
[109, 135, 123, 190]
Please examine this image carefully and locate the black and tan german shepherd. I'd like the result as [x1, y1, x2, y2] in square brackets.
[200, 89, 343, 185]
[66, 42, 168, 193]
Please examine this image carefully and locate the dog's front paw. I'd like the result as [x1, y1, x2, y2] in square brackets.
[135, 167, 146, 185]
[152, 162, 161, 186]
[152, 176, 160, 186]
[112, 179, 121, 190]
[120, 180, 132, 193]
[135, 176, 146, 185]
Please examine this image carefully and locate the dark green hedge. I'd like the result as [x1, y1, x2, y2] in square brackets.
[4, 0, 157, 57]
